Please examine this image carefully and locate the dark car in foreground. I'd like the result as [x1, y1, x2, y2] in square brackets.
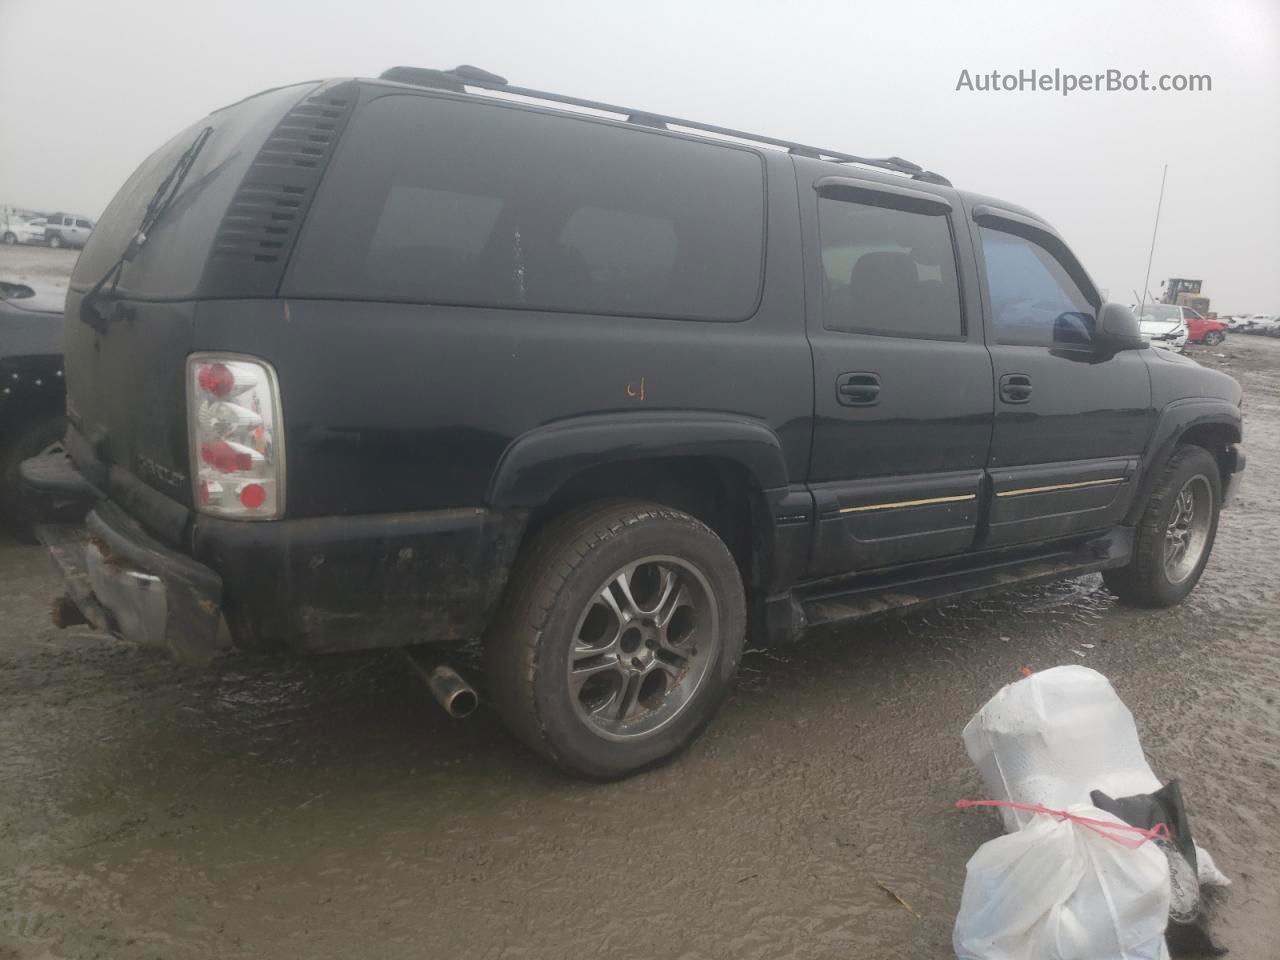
[22, 66, 1245, 777]
[0, 280, 65, 537]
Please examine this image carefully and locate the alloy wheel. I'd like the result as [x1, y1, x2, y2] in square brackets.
[1164, 475, 1212, 583]
[567, 555, 719, 741]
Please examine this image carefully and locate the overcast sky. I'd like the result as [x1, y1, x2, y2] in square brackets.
[2, 0, 1276, 312]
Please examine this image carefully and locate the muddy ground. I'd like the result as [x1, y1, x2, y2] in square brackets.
[2, 248, 1277, 958]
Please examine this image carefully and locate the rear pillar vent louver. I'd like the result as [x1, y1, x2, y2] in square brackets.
[201, 83, 358, 295]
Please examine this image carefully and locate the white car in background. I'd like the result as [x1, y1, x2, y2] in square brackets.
[2, 216, 49, 245]
[1229, 314, 1280, 335]
[1132, 303, 1189, 352]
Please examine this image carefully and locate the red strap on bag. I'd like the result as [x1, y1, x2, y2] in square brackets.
[955, 799, 1171, 849]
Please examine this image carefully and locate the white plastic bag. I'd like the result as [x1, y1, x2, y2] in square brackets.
[963, 665, 1161, 831]
[953, 804, 1172, 960]
[961, 665, 1227, 887]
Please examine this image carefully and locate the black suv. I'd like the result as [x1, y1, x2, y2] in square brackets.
[23, 66, 1245, 778]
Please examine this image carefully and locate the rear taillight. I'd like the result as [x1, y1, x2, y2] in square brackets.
[187, 354, 284, 519]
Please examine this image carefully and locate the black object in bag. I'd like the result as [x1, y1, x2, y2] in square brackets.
[1091, 780, 1227, 957]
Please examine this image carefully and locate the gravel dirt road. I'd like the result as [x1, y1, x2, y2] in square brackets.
[2, 245, 1276, 957]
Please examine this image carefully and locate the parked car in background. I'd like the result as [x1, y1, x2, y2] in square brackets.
[0, 280, 66, 539]
[21, 67, 1245, 777]
[1183, 309, 1227, 345]
[42, 213, 95, 249]
[2, 206, 49, 245]
[1133, 302, 1189, 351]
[3, 217, 49, 246]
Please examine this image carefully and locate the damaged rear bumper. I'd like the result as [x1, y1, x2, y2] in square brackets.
[38, 504, 230, 663]
[22, 448, 527, 660]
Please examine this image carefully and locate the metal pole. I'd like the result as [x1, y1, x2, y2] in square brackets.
[1138, 164, 1168, 318]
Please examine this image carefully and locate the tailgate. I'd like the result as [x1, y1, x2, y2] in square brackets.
[62, 292, 198, 504]
[62, 80, 334, 507]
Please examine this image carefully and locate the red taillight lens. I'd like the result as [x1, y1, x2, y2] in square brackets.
[189, 354, 284, 520]
[238, 483, 267, 509]
[197, 363, 235, 397]
[200, 439, 254, 473]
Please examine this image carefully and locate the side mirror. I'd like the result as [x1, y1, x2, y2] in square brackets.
[1095, 302, 1148, 352]
[1053, 311, 1095, 346]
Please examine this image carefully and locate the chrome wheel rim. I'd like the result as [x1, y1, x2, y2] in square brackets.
[567, 555, 719, 741]
[1164, 475, 1212, 583]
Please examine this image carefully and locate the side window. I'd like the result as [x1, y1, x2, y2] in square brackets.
[558, 206, 678, 313]
[287, 95, 766, 321]
[818, 196, 962, 339]
[365, 185, 504, 300]
[979, 227, 1096, 346]
[75, 219, 92, 228]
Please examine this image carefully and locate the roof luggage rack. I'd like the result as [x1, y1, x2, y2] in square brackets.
[378, 65, 952, 187]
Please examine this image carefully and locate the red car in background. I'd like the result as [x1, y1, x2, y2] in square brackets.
[1184, 308, 1228, 345]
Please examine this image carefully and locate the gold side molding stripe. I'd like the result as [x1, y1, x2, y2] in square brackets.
[995, 477, 1127, 498]
[839, 493, 977, 514]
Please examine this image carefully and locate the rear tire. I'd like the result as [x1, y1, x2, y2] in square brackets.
[47, 235, 62, 249]
[486, 500, 746, 779]
[2, 232, 15, 245]
[1103, 445, 1221, 607]
[0, 414, 66, 542]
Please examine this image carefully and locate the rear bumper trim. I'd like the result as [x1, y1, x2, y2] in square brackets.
[36, 502, 229, 664]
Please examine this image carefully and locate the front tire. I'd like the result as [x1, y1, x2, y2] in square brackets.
[1203, 330, 1225, 346]
[1103, 445, 1221, 607]
[2, 232, 15, 245]
[486, 501, 746, 779]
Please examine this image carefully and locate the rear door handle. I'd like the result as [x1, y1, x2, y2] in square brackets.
[837, 372, 880, 406]
[999, 373, 1033, 404]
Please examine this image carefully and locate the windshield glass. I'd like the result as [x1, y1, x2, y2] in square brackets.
[1135, 304, 1180, 323]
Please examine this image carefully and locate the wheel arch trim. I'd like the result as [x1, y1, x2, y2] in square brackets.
[1125, 398, 1242, 524]
[485, 411, 791, 509]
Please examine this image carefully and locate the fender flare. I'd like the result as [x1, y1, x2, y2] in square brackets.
[1125, 398, 1242, 524]
[485, 411, 791, 509]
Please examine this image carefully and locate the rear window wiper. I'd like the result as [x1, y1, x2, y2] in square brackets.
[80, 125, 214, 329]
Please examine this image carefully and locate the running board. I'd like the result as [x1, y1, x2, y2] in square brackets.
[797, 527, 1133, 631]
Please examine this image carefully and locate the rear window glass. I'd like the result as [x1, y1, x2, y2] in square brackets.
[285, 94, 766, 321]
[818, 196, 963, 339]
[71, 82, 319, 298]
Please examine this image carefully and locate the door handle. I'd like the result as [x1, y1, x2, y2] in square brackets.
[837, 372, 880, 406]
[999, 373, 1033, 404]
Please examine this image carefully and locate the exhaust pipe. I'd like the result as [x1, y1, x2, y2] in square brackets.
[399, 650, 478, 718]
[426, 664, 479, 719]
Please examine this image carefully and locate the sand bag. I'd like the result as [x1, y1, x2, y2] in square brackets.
[953, 802, 1172, 960]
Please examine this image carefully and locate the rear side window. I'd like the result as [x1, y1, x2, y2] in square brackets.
[818, 196, 963, 339]
[285, 94, 766, 321]
[979, 227, 1096, 346]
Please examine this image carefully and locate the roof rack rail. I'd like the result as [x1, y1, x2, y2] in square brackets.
[377, 65, 952, 187]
